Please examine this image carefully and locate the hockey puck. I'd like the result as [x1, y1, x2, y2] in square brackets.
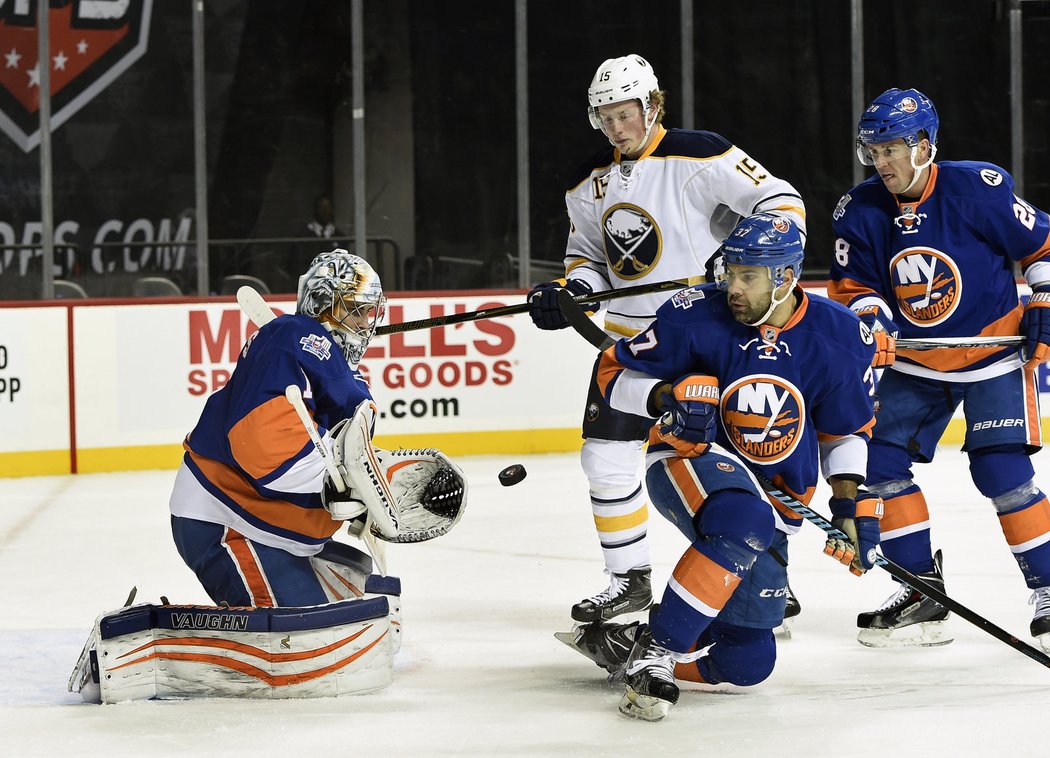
[498, 464, 527, 487]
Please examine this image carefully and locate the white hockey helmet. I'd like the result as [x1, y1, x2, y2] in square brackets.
[297, 249, 386, 365]
[587, 54, 659, 129]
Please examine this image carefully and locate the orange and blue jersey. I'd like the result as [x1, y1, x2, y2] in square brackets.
[170, 314, 373, 556]
[829, 161, 1050, 380]
[598, 284, 876, 528]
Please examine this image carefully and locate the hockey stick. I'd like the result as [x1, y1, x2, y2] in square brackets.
[896, 335, 1025, 350]
[285, 384, 388, 575]
[556, 290, 1050, 668]
[554, 289, 1029, 355]
[374, 277, 700, 336]
[754, 473, 1050, 669]
[237, 285, 276, 327]
[556, 289, 616, 350]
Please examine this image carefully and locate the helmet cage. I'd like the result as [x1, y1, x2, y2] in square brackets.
[297, 250, 387, 365]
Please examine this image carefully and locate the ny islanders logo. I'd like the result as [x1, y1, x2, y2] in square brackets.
[890, 247, 961, 326]
[0, 1, 153, 152]
[602, 204, 662, 280]
[721, 375, 805, 464]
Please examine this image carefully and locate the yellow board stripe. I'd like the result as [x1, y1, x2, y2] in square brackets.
[2, 418, 1049, 478]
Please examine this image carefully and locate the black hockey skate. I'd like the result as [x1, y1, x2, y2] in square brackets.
[554, 620, 639, 678]
[618, 624, 680, 722]
[571, 566, 652, 622]
[857, 549, 952, 647]
[785, 581, 801, 619]
[774, 580, 802, 639]
[1030, 587, 1050, 653]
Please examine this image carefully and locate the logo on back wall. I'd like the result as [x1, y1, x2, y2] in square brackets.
[0, 0, 153, 152]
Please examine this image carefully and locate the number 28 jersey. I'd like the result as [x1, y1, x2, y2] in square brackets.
[829, 161, 1050, 381]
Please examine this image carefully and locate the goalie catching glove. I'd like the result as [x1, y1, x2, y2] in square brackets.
[825, 491, 884, 575]
[325, 404, 468, 543]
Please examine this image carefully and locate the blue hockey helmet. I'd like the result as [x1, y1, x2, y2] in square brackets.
[857, 87, 939, 149]
[716, 213, 804, 290]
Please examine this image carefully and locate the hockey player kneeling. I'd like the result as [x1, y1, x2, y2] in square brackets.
[68, 251, 468, 704]
[68, 427, 467, 704]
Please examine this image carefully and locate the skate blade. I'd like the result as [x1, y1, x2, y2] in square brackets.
[554, 629, 585, 657]
[1035, 632, 1050, 654]
[773, 617, 794, 640]
[857, 620, 954, 648]
[618, 687, 671, 721]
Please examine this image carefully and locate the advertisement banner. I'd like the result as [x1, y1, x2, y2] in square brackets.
[69, 294, 595, 472]
[0, 306, 69, 474]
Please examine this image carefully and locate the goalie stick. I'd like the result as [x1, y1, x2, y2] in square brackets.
[285, 384, 388, 576]
[555, 289, 1050, 669]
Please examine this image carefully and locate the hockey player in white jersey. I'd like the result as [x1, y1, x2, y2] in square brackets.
[527, 53, 807, 623]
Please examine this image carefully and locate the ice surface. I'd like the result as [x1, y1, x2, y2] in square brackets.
[1, 451, 1046, 756]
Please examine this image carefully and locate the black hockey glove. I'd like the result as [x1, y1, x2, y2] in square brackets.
[527, 278, 594, 330]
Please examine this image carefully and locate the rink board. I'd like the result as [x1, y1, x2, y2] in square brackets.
[0, 288, 1047, 477]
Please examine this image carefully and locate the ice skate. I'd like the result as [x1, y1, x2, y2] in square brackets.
[618, 624, 679, 722]
[1030, 586, 1050, 653]
[774, 580, 801, 639]
[554, 620, 638, 677]
[571, 566, 652, 622]
[857, 549, 952, 647]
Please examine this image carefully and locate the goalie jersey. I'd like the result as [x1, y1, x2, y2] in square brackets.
[170, 314, 373, 556]
[563, 126, 806, 338]
[829, 161, 1050, 380]
[598, 285, 876, 531]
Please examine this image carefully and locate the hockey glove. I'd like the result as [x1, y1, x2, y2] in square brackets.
[855, 304, 900, 368]
[527, 278, 594, 330]
[825, 492, 884, 575]
[1021, 284, 1050, 369]
[656, 374, 720, 458]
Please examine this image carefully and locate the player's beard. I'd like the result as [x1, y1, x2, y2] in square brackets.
[731, 290, 774, 325]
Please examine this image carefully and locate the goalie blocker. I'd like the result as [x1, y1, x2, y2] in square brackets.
[69, 543, 403, 703]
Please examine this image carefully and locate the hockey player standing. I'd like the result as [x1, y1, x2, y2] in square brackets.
[527, 53, 807, 624]
[560, 214, 880, 720]
[828, 88, 1050, 651]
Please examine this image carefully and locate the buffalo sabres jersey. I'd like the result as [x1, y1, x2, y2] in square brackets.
[169, 314, 373, 556]
[563, 126, 806, 338]
[598, 284, 876, 531]
[829, 161, 1050, 381]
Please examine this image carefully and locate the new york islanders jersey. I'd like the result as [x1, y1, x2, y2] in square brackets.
[563, 126, 806, 338]
[598, 285, 876, 531]
[829, 161, 1050, 381]
[169, 314, 373, 556]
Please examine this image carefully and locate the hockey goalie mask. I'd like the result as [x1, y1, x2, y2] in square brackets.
[297, 250, 386, 365]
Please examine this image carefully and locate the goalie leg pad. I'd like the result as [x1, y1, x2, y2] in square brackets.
[333, 405, 468, 543]
[78, 598, 394, 703]
[311, 541, 403, 652]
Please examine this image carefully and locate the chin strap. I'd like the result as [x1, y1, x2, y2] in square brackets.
[902, 143, 937, 194]
[745, 278, 798, 328]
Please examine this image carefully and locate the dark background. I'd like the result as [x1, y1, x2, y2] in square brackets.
[1, 0, 1047, 297]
